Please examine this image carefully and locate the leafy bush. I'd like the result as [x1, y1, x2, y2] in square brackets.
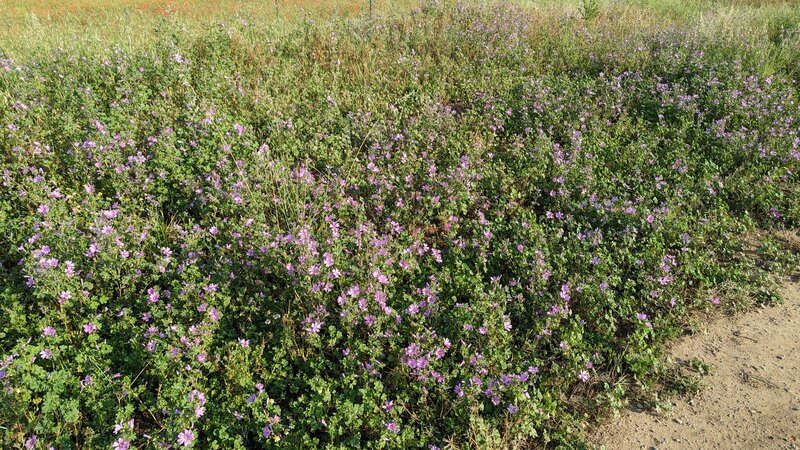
[0, 2, 798, 448]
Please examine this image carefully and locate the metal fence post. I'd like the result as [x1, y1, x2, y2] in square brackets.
[369, 0, 373, 18]
[275, 0, 279, 19]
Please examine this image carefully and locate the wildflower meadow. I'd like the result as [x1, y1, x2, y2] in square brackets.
[1, 0, 799, 448]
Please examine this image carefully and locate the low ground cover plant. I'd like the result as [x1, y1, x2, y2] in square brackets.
[1, 1, 799, 448]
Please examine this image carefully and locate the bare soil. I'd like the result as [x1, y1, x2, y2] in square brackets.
[594, 280, 800, 450]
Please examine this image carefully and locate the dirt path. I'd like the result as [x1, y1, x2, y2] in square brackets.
[594, 281, 800, 450]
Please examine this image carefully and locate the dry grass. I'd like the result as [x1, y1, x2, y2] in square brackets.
[0, 0, 797, 68]
[0, 0, 408, 19]
[0, 0, 420, 58]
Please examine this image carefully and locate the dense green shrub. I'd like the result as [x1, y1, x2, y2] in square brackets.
[1, 2, 798, 448]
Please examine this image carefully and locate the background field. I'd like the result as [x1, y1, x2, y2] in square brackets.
[1, 0, 799, 449]
[1, 0, 799, 61]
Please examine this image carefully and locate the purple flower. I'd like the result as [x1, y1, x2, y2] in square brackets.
[177, 429, 195, 447]
[559, 283, 571, 301]
[306, 321, 323, 334]
[323, 252, 334, 267]
[112, 438, 131, 450]
[262, 425, 272, 438]
[636, 312, 653, 328]
[147, 287, 160, 304]
[64, 261, 75, 277]
[238, 338, 250, 348]
[58, 291, 72, 304]
[372, 269, 389, 284]
[100, 209, 119, 219]
[347, 285, 360, 298]
[578, 370, 589, 383]
[385, 422, 399, 433]
[83, 322, 97, 334]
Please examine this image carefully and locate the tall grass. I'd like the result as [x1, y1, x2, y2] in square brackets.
[2, 0, 798, 72]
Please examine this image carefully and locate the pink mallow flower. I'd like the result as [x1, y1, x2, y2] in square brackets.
[112, 438, 131, 450]
[177, 429, 195, 447]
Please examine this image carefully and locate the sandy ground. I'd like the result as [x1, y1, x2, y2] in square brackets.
[594, 280, 800, 450]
